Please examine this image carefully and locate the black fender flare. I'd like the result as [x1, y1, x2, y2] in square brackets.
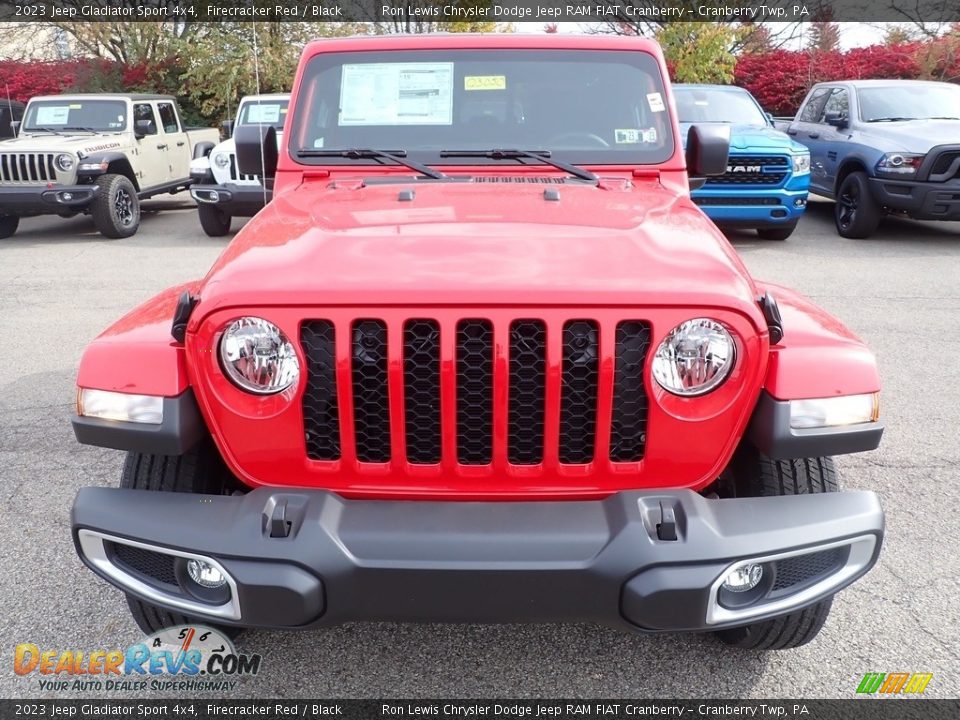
[77, 152, 139, 192]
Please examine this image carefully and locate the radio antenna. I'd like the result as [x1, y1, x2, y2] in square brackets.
[252, 21, 267, 207]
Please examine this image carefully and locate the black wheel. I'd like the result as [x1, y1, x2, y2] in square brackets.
[91, 174, 140, 239]
[0, 214, 18, 238]
[119, 442, 243, 638]
[835, 171, 881, 238]
[756, 222, 797, 241]
[714, 450, 839, 650]
[197, 203, 232, 237]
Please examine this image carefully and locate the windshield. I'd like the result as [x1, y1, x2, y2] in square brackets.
[674, 87, 767, 125]
[22, 100, 127, 132]
[291, 49, 674, 166]
[238, 99, 289, 129]
[859, 84, 960, 121]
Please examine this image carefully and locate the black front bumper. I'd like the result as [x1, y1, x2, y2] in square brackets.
[869, 176, 960, 220]
[0, 184, 99, 214]
[190, 183, 268, 217]
[72, 487, 883, 632]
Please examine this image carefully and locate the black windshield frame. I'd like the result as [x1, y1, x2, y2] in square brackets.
[289, 48, 675, 167]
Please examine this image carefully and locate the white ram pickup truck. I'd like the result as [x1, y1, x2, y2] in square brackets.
[0, 93, 219, 239]
[190, 93, 289, 236]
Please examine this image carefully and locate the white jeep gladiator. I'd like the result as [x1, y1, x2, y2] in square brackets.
[0, 93, 219, 239]
[189, 93, 289, 236]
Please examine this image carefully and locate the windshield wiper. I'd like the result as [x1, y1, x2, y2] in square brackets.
[922, 116, 960, 120]
[62, 126, 98, 132]
[866, 117, 917, 123]
[295, 148, 447, 180]
[26, 126, 63, 135]
[439, 149, 598, 183]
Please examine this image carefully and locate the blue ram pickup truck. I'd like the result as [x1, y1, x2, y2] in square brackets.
[675, 84, 810, 241]
[774, 79, 960, 238]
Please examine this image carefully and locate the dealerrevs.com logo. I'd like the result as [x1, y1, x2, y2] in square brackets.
[14, 625, 262, 692]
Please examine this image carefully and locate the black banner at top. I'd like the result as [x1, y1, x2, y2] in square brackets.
[1, 0, 960, 23]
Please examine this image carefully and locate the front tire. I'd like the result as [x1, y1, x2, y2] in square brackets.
[714, 451, 839, 650]
[197, 203, 232, 237]
[756, 222, 797, 241]
[91, 174, 140, 239]
[119, 443, 242, 638]
[0, 214, 18, 238]
[835, 171, 881, 238]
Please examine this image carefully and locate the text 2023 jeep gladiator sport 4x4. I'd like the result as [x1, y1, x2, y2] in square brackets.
[70, 35, 884, 650]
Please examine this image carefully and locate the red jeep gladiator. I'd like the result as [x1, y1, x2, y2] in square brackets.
[71, 35, 884, 650]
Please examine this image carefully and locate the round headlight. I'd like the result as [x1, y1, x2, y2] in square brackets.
[652, 319, 735, 396]
[212, 153, 230, 169]
[56, 153, 75, 172]
[219, 317, 300, 395]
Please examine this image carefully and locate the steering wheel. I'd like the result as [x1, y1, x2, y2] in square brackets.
[546, 132, 610, 149]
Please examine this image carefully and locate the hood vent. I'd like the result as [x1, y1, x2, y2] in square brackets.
[473, 176, 567, 184]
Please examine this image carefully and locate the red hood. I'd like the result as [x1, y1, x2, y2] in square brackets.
[196, 178, 762, 324]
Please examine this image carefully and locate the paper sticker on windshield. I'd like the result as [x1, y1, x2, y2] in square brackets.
[69, 103, 82, 110]
[340, 62, 453, 126]
[616, 128, 658, 144]
[246, 104, 281, 124]
[647, 92, 666, 113]
[35, 106, 70, 125]
[465, 75, 506, 91]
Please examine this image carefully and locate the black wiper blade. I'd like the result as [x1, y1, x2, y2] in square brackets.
[866, 117, 916, 122]
[923, 116, 960, 120]
[295, 148, 447, 180]
[26, 126, 63, 135]
[440, 148, 598, 183]
[62, 126, 97, 132]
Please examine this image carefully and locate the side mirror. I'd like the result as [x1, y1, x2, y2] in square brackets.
[686, 124, 730, 186]
[134, 119, 152, 139]
[764, 111, 774, 125]
[824, 111, 848, 129]
[9, 120, 19, 137]
[235, 124, 278, 178]
[221, 119, 235, 139]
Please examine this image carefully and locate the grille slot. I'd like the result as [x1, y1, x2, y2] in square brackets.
[508, 320, 546, 465]
[456, 319, 494, 464]
[352, 320, 391, 463]
[228, 154, 258, 182]
[772, 546, 848, 592]
[112, 543, 178, 586]
[404, 320, 442, 464]
[301, 320, 341, 460]
[559, 320, 599, 464]
[610, 321, 651, 462]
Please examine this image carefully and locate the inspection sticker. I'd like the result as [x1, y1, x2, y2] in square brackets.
[465, 75, 506, 91]
[615, 128, 658, 144]
[647, 92, 666, 112]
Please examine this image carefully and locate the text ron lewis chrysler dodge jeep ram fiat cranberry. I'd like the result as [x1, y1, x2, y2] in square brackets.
[70, 35, 885, 651]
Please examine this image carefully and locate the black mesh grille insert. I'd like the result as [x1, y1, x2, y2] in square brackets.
[456, 319, 493, 464]
[113, 543, 177, 586]
[773, 546, 848, 592]
[610, 321, 651, 462]
[352, 320, 391, 463]
[301, 320, 341, 461]
[404, 320, 442, 464]
[559, 320, 599, 464]
[508, 320, 546, 465]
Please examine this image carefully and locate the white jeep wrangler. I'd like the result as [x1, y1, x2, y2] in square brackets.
[0, 93, 219, 239]
[189, 94, 289, 236]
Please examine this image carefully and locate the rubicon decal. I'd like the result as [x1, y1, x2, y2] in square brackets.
[856, 672, 933, 695]
[14, 625, 261, 692]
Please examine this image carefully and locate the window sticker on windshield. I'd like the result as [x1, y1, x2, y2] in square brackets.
[615, 128, 658, 144]
[246, 104, 281, 124]
[35, 106, 70, 125]
[339, 62, 454, 126]
[465, 75, 506, 91]
[647, 92, 666, 113]
[69, 103, 82, 110]
[313, 137, 324, 148]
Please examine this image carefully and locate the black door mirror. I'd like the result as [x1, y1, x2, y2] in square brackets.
[134, 119, 153, 139]
[221, 119, 235, 139]
[235, 124, 277, 178]
[824, 111, 848, 129]
[686, 124, 730, 188]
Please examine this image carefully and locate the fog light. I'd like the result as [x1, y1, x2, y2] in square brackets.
[187, 559, 226, 588]
[207, 190, 220, 203]
[60, 192, 73, 202]
[722, 563, 764, 593]
[794, 198, 806, 208]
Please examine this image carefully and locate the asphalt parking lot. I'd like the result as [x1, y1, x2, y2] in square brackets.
[1, 196, 958, 699]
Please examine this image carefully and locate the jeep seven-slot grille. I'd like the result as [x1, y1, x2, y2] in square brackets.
[300, 316, 652, 468]
[0, 152, 57, 183]
[706, 154, 789, 187]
